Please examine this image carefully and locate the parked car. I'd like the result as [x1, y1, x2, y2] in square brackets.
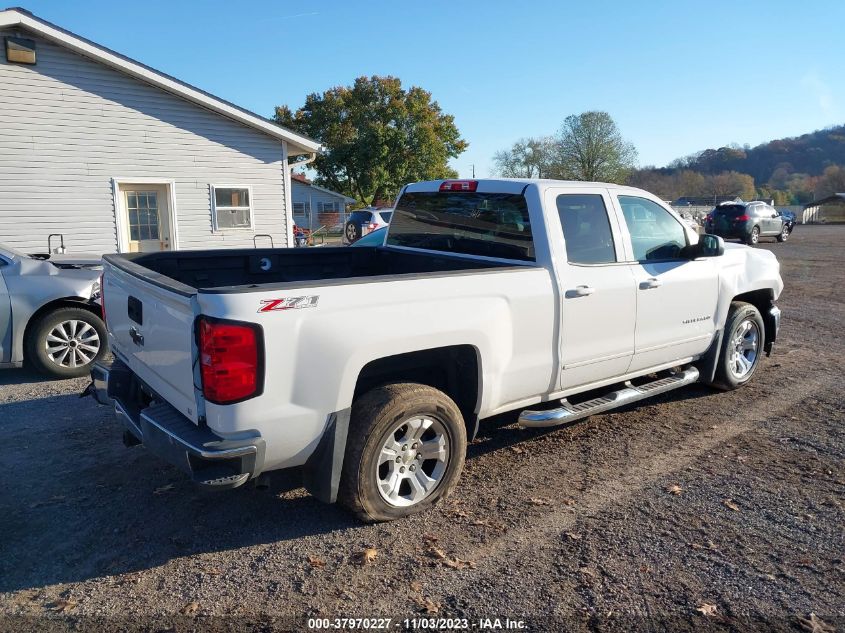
[343, 208, 393, 244]
[704, 201, 791, 245]
[779, 209, 797, 235]
[90, 179, 782, 522]
[0, 244, 106, 377]
[350, 226, 387, 247]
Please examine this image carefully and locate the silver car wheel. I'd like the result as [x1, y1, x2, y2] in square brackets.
[45, 319, 101, 369]
[727, 319, 759, 379]
[376, 415, 450, 507]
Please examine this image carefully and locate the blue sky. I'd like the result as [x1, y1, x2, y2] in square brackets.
[16, 0, 843, 177]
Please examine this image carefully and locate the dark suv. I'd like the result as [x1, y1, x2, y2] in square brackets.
[704, 201, 791, 245]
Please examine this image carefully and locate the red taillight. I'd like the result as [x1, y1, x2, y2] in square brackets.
[198, 318, 262, 404]
[735, 214, 750, 222]
[439, 180, 478, 192]
[99, 272, 107, 326]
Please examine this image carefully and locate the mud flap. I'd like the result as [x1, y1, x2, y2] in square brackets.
[302, 409, 350, 504]
[696, 328, 724, 384]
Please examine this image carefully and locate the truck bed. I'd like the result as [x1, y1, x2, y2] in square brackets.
[104, 246, 525, 294]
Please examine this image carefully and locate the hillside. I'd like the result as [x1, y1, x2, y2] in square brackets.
[672, 125, 845, 184]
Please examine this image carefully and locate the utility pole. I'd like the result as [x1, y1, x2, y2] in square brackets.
[471, 164, 475, 178]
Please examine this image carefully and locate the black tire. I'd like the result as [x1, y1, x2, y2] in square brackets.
[26, 306, 107, 378]
[712, 302, 765, 390]
[776, 224, 790, 242]
[746, 226, 760, 245]
[344, 221, 361, 244]
[338, 383, 467, 522]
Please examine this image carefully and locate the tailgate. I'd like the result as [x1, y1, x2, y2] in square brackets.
[103, 261, 200, 423]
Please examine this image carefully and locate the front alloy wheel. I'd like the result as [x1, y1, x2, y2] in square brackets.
[712, 301, 765, 390]
[748, 226, 760, 245]
[27, 306, 108, 378]
[45, 319, 101, 369]
[727, 319, 759, 380]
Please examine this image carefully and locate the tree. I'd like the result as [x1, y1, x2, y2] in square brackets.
[706, 171, 756, 200]
[275, 76, 467, 205]
[556, 111, 637, 183]
[492, 137, 557, 178]
[814, 165, 845, 199]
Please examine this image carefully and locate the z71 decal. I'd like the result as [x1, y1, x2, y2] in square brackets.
[258, 296, 320, 313]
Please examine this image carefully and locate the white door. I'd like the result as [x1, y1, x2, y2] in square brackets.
[613, 194, 719, 372]
[121, 184, 172, 253]
[546, 188, 637, 390]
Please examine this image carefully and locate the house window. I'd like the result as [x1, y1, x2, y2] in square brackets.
[319, 200, 338, 212]
[212, 186, 253, 230]
[293, 202, 307, 214]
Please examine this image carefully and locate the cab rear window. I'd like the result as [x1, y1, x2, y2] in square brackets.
[387, 191, 534, 261]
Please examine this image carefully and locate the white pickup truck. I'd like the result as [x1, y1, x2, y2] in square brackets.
[90, 179, 782, 522]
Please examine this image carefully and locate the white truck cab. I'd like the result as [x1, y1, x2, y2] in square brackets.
[90, 179, 782, 521]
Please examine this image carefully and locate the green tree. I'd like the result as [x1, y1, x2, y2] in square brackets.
[492, 137, 557, 178]
[556, 111, 637, 183]
[706, 171, 756, 200]
[275, 76, 467, 205]
[814, 164, 845, 199]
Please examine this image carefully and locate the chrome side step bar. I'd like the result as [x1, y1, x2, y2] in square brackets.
[518, 366, 700, 429]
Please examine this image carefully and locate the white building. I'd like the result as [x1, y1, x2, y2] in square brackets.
[0, 8, 320, 254]
[291, 173, 356, 231]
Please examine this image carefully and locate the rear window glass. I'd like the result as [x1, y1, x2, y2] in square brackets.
[378, 211, 393, 222]
[387, 191, 534, 261]
[349, 211, 373, 223]
[714, 205, 747, 217]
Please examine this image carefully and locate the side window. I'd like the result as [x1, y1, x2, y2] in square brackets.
[618, 196, 687, 261]
[556, 194, 616, 265]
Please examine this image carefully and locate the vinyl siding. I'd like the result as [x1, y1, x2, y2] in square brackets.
[0, 29, 289, 253]
[291, 181, 351, 230]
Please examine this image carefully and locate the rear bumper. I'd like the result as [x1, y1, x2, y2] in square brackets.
[706, 226, 750, 240]
[90, 359, 265, 490]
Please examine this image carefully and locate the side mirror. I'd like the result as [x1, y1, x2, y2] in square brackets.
[696, 234, 724, 257]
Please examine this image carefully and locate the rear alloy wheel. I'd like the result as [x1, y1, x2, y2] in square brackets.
[339, 383, 467, 522]
[776, 225, 790, 242]
[26, 306, 107, 378]
[747, 226, 760, 245]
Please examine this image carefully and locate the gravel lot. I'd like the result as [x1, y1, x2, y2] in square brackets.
[1, 226, 843, 632]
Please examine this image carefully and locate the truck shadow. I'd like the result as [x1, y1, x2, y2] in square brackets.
[1, 382, 717, 593]
[0, 391, 359, 593]
[468, 383, 718, 460]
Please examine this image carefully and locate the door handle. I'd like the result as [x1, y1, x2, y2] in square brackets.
[569, 285, 595, 297]
[639, 278, 662, 290]
[129, 326, 144, 347]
